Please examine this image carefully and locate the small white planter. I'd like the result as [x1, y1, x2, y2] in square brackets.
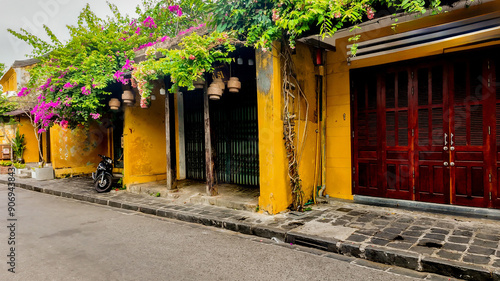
[32, 167, 54, 181]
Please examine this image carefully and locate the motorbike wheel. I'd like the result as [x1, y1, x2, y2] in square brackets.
[95, 173, 113, 193]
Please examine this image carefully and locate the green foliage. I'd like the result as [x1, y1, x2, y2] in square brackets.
[0, 62, 5, 77]
[210, 0, 280, 50]
[0, 161, 12, 167]
[210, 0, 455, 54]
[132, 31, 236, 97]
[12, 130, 26, 162]
[0, 94, 16, 116]
[13, 162, 26, 169]
[7, 0, 211, 131]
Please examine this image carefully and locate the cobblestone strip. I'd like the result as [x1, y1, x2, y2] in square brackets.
[1, 178, 499, 281]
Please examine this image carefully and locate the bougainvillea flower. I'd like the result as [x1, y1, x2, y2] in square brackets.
[81, 86, 91, 95]
[17, 87, 30, 97]
[168, 5, 182, 17]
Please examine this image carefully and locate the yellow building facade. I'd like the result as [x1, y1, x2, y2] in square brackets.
[323, 1, 500, 208]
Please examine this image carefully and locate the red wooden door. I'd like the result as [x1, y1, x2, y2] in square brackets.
[352, 50, 499, 208]
[490, 55, 500, 208]
[352, 74, 382, 197]
[449, 59, 492, 207]
[414, 63, 450, 204]
[384, 68, 413, 200]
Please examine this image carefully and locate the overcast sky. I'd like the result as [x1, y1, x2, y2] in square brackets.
[0, 0, 145, 68]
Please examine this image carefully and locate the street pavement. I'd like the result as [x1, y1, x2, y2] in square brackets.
[0, 187, 433, 281]
[2, 175, 500, 280]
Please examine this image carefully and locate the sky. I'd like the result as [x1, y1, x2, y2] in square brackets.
[0, 0, 145, 69]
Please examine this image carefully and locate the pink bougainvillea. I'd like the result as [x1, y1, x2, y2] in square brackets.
[30, 98, 62, 133]
[81, 86, 91, 95]
[17, 87, 30, 97]
[168, 5, 183, 17]
[142, 16, 157, 28]
[59, 119, 69, 129]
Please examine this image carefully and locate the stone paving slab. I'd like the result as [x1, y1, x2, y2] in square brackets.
[3, 174, 500, 280]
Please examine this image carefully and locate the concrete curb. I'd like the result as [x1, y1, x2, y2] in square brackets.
[3, 179, 498, 281]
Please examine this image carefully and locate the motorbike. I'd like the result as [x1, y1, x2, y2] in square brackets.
[92, 154, 114, 193]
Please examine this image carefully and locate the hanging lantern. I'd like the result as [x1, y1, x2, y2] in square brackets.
[122, 90, 135, 106]
[227, 77, 241, 93]
[207, 82, 223, 100]
[193, 77, 205, 89]
[213, 78, 225, 91]
[109, 98, 121, 110]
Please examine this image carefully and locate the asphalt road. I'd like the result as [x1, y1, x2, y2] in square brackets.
[0, 186, 425, 281]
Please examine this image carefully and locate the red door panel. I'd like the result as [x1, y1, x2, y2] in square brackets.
[450, 60, 490, 208]
[414, 64, 450, 203]
[385, 70, 413, 200]
[352, 50, 498, 209]
[353, 75, 383, 197]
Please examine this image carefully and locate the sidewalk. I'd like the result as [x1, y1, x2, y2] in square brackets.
[3, 174, 500, 280]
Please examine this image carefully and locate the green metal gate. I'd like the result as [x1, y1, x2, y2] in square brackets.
[183, 84, 259, 186]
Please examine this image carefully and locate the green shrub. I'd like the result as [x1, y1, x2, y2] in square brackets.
[0, 161, 12, 166]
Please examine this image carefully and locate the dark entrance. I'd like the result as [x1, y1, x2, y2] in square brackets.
[183, 50, 259, 187]
[352, 48, 500, 208]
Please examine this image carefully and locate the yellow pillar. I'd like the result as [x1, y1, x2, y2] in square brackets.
[256, 44, 291, 214]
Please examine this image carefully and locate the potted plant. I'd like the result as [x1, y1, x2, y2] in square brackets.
[0, 161, 12, 174]
[11, 131, 26, 164]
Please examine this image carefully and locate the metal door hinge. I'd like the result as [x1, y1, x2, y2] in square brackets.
[412, 171, 415, 178]
[411, 72, 414, 79]
[353, 181, 356, 188]
[489, 173, 492, 183]
[489, 126, 491, 135]
[488, 78, 491, 87]
[413, 186, 416, 194]
[412, 129, 414, 137]
[352, 131, 355, 138]
[411, 87, 414, 96]
[353, 167, 356, 174]
[489, 192, 492, 200]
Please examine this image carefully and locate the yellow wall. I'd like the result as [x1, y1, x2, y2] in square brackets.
[325, 1, 500, 200]
[256, 44, 291, 214]
[18, 117, 39, 163]
[0, 124, 15, 145]
[290, 42, 320, 204]
[50, 122, 110, 177]
[123, 87, 167, 187]
[0, 68, 17, 92]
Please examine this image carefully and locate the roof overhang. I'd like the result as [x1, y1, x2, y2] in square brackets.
[3, 109, 25, 116]
[297, 0, 495, 52]
[347, 11, 500, 61]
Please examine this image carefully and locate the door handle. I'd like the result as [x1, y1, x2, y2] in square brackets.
[450, 162, 455, 167]
[450, 133, 454, 146]
[443, 146, 449, 151]
[444, 133, 448, 146]
[450, 146, 455, 151]
[444, 162, 449, 167]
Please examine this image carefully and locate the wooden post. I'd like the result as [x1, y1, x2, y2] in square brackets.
[204, 81, 217, 195]
[165, 86, 172, 190]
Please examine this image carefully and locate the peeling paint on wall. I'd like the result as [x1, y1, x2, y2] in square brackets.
[256, 51, 273, 95]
